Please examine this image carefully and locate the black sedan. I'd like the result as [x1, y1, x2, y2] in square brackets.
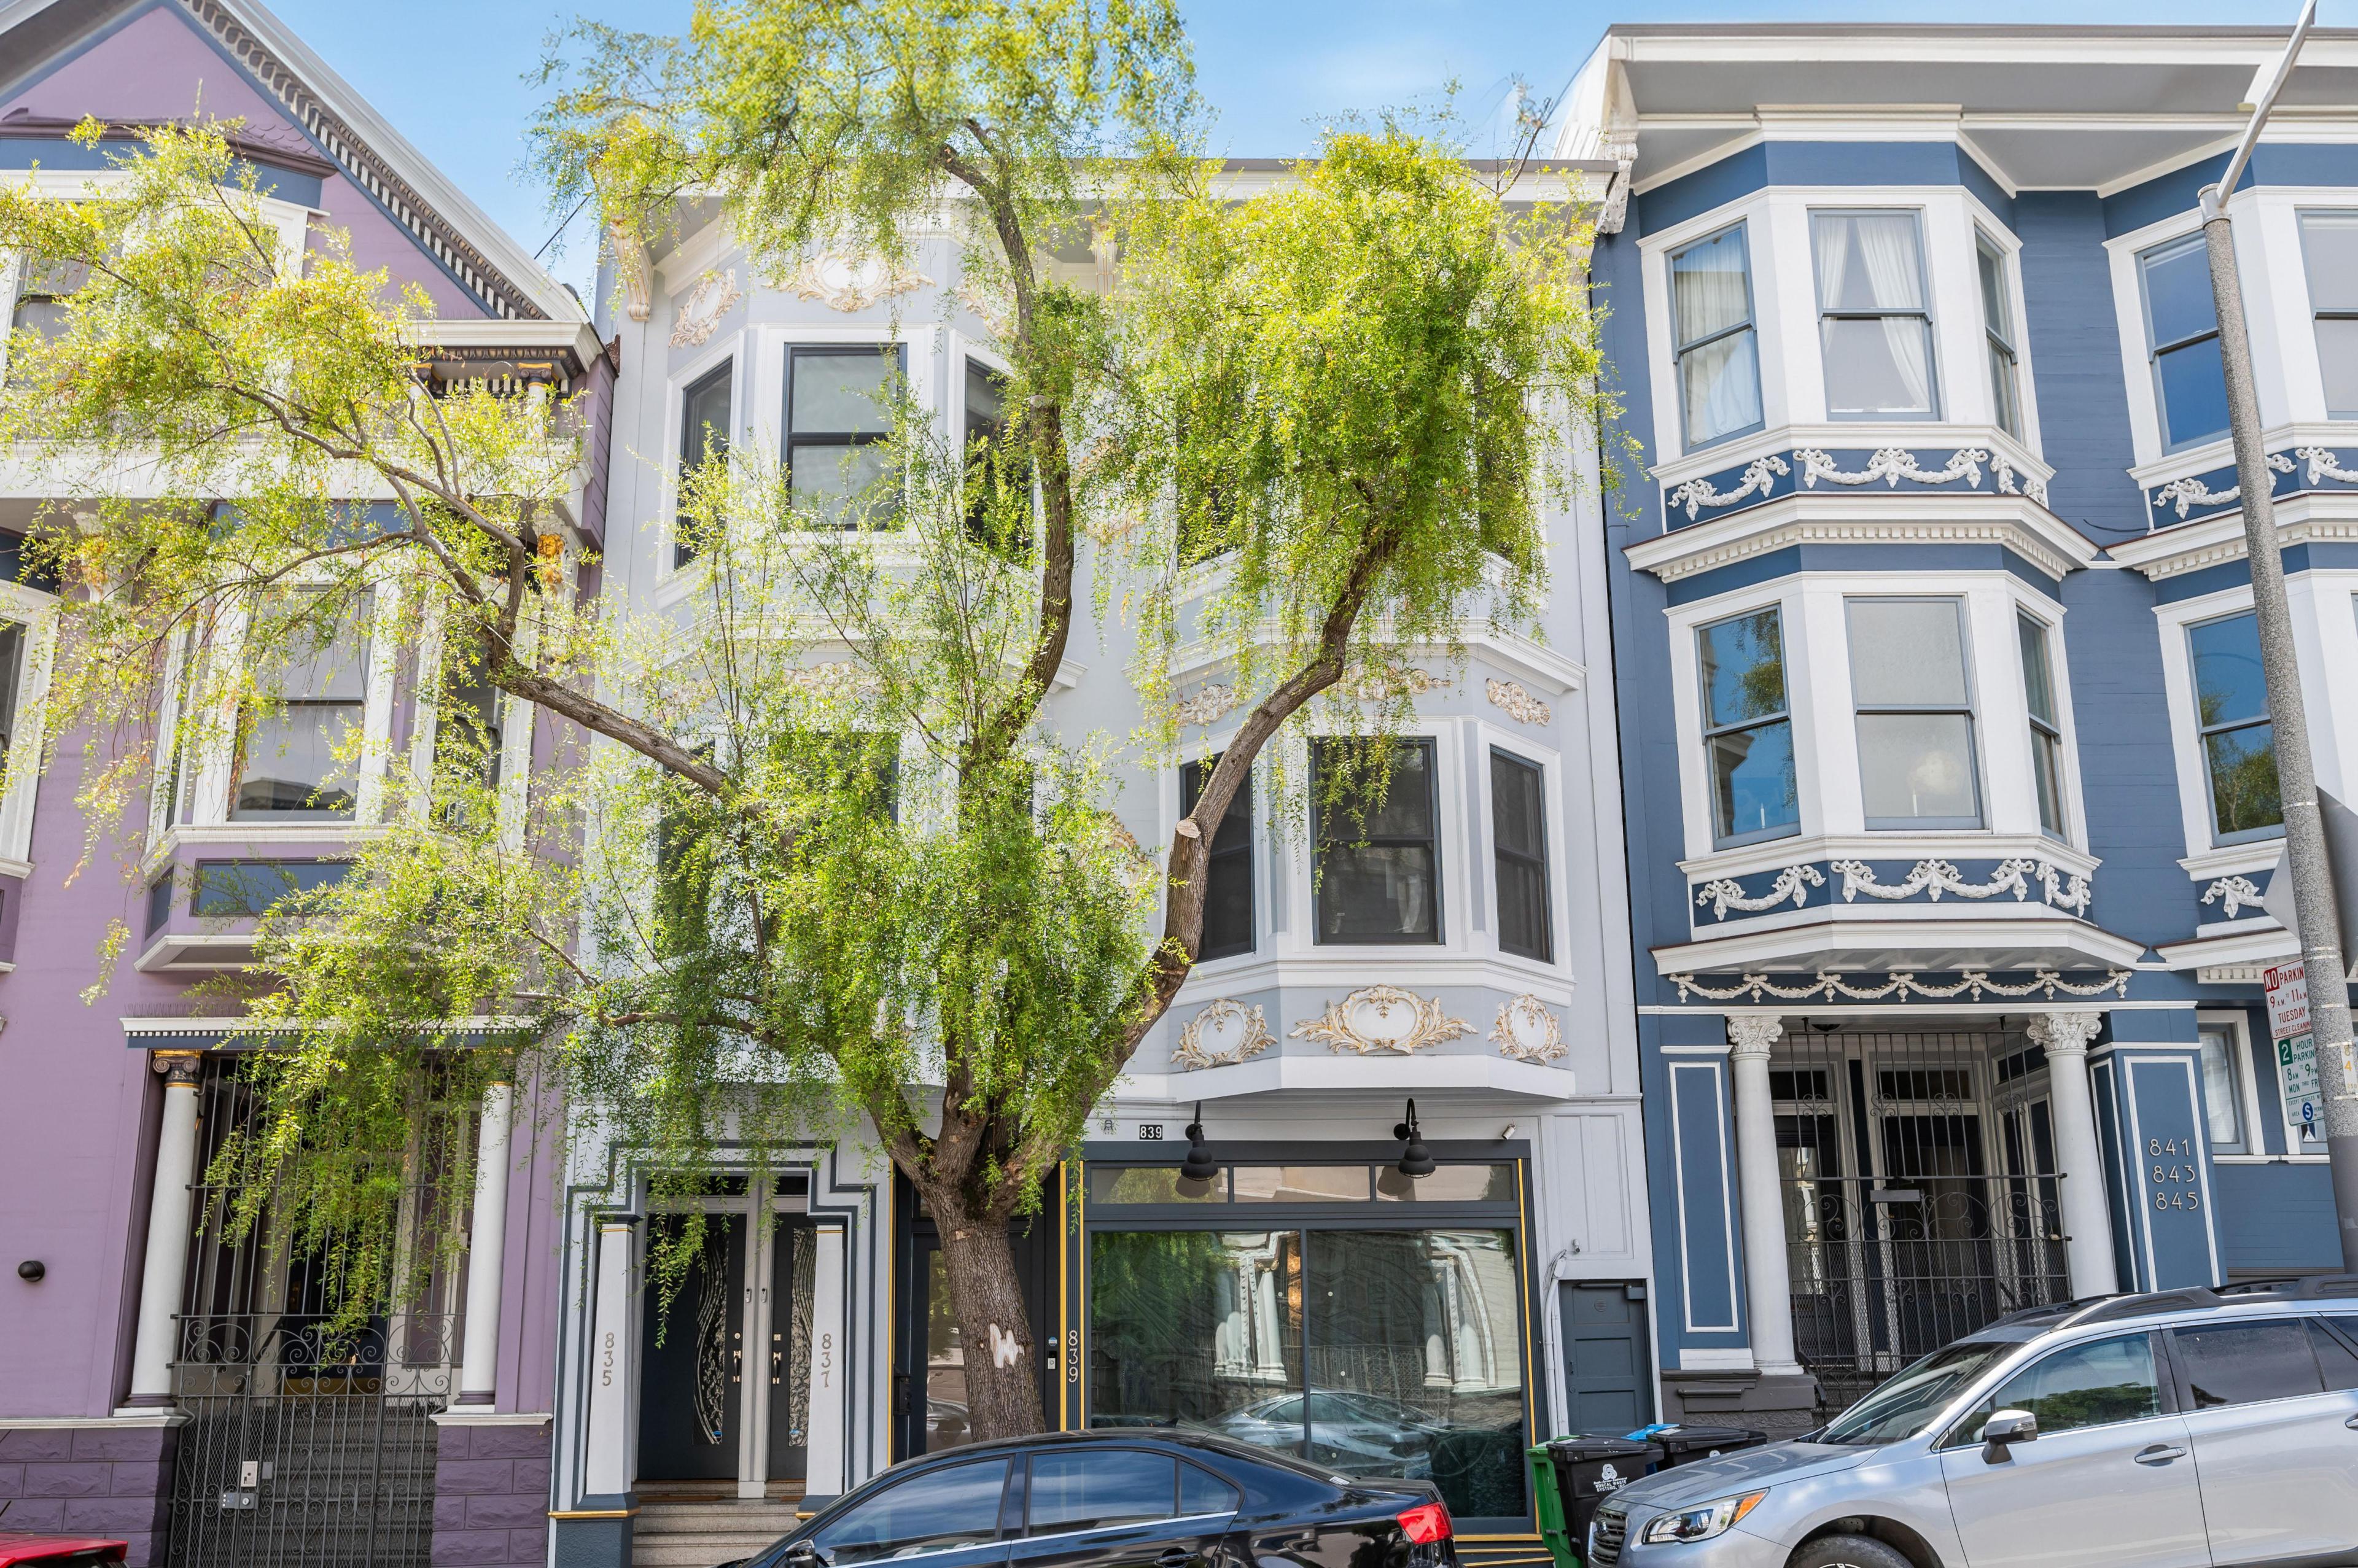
[722, 1430, 1458, 1568]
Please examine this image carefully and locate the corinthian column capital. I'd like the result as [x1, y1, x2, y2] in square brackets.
[1726, 1014, 1785, 1058]
[2026, 1011, 2105, 1058]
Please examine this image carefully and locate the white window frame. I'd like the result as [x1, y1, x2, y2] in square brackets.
[2295, 207, 2358, 420]
[658, 336, 742, 584]
[1694, 602, 1803, 851]
[1810, 206, 1942, 423]
[1845, 593, 1985, 831]
[1665, 219, 1766, 452]
[1478, 729, 1570, 976]
[1976, 228, 2025, 441]
[2195, 1008, 2263, 1160]
[0, 581, 58, 875]
[2016, 607, 2069, 842]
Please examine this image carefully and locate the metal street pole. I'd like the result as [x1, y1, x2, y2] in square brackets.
[2201, 0, 2358, 1273]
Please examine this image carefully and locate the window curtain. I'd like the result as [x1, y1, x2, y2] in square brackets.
[1673, 237, 1759, 441]
[1816, 215, 1931, 413]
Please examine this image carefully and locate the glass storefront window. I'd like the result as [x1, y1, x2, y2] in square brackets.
[1234, 1166, 1371, 1202]
[1089, 1222, 1527, 1522]
[1089, 1166, 1230, 1204]
[923, 1250, 975, 1452]
[1375, 1165, 1515, 1202]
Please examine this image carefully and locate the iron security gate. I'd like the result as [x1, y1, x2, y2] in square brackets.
[164, 1058, 469, 1568]
[1772, 1025, 2069, 1414]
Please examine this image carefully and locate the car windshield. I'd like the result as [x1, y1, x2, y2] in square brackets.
[1818, 1340, 2015, 1445]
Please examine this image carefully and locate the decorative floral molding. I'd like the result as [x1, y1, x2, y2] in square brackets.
[2201, 875, 2267, 920]
[1289, 984, 1473, 1056]
[1829, 857, 2091, 915]
[1172, 684, 1239, 726]
[1666, 968, 2133, 1004]
[669, 268, 744, 348]
[1668, 454, 1788, 521]
[1696, 863, 1826, 920]
[2296, 446, 2358, 486]
[1794, 446, 1987, 490]
[781, 660, 882, 697]
[2150, 452, 2295, 519]
[1490, 995, 1567, 1064]
[1334, 664, 1444, 704]
[1173, 998, 1275, 1071]
[1726, 1014, 1784, 1056]
[784, 252, 933, 313]
[1988, 453, 2050, 505]
[1484, 678, 1552, 726]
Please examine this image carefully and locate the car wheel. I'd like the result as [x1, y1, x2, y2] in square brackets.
[1788, 1534, 1913, 1568]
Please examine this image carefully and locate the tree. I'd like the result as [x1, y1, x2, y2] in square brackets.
[0, 0, 1605, 1442]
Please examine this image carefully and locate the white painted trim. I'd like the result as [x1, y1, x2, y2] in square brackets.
[1668, 1058, 1741, 1335]
[2120, 1052, 2222, 1289]
[2195, 1007, 2266, 1159]
[1676, 1348, 1758, 1372]
[1115, 1053, 1579, 1105]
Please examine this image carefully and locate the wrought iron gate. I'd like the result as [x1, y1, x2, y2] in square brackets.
[164, 1058, 467, 1568]
[1771, 1024, 2069, 1414]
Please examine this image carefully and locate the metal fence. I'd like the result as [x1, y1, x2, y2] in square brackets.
[1771, 1024, 2070, 1414]
[164, 1058, 470, 1568]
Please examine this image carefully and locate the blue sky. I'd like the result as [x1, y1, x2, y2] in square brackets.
[260, 0, 2295, 295]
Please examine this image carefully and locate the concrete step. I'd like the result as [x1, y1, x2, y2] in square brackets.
[634, 1499, 804, 1567]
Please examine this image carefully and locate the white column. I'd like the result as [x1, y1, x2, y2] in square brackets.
[582, 1217, 639, 1502]
[803, 1224, 847, 1496]
[1727, 1015, 1802, 1376]
[123, 1052, 203, 1408]
[2028, 1011, 2120, 1297]
[454, 1082, 515, 1406]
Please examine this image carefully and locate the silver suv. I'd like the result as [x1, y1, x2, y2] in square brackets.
[1589, 1278, 2358, 1568]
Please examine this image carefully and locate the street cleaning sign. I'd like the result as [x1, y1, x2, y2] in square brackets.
[2266, 961, 2322, 1143]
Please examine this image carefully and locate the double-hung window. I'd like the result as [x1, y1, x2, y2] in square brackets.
[6, 257, 85, 382]
[2017, 613, 2066, 838]
[1669, 222, 1764, 449]
[2197, 1019, 2249, 1155]
[785, 344, 903, 526]
[1977, 236, 2023, 439]
[1813, 211, 1937, 419]
[2140, 235, 2230, 451]
[2297, 212, 2358, 418]
[1180, 757, 1253, 960]
[1848, 598, 1982, 830]
[1697, 608, 1799, 847]
[0, 621, 24, 772]
[1490, 749, 1552, 963]
[2189, 610, 2281, 842]
[232, 594, 372, 821]
[960, 357, 1027, 548]
[437, 659, 504, 795]
[674, 362, 732, 568]
[1312, 737, 1440, 944]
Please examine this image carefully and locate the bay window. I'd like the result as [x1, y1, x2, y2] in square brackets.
[2298, 211, 2358, 419]
[2139, 235, 2229, 451]
[2188, 610, 2281, 842]
[2017, 613, 2065, 838]
[1670, 222, 1764, 449]
[1813, 211, 1937, 419]
[1180, 757, 1253, 960]
[674, 361, 733, 568]
[1977, 235, 2023, 439]
[1848, 598, 1981, 830]
[1697, 608, 1799, 847]
[1312, 737, 1439, 944]
[785, 344, 903, 526]
[231, 595, 372, 821]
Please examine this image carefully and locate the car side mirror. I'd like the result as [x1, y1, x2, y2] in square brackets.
[782, 1545, 823, 1568]
[1980, 1408, 2038, 1464]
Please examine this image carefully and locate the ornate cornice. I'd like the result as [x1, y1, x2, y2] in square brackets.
[1289, 985, 1473, 1056]
[178, 0, 547, 320]
[1172, 998, 1274, 1071]
[1830, 857, 2091, 917]
[1628, 505, 2090, 585]
[1667, 968, 2132, 1004]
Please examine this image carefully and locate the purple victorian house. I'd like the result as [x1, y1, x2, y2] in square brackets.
[0, 3, 607, 1564]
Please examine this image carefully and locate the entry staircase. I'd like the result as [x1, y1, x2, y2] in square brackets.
[634, 1495, 807, 1567]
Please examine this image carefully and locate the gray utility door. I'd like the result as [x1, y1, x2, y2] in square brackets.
[2168, 1316, 2358, 1566]
[1937, 1330, 2207, 1568]
[1558, 1283, 1654, 1435]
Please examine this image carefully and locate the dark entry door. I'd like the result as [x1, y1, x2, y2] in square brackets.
[1558, 1282, 1654, 1435]
[639, 1212, 745, 1480]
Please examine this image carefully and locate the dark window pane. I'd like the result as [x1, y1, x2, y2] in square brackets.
[1087, 1166, 1229, 1204]
[1027, 1450, 1175, 1532]
[812, 1458, 1008, 1564]
[1982, 1332, 2160, 1437]
[1315, 741, 1433, 842]
[2206, 723, 2283, 837]
[788, 443, 898, 524]
[1698, 610, 1786, 728]
[190, 860, 349, 918]
[2192, 614, 2269, 726]
[1181, 759, 1253, 960]
[2173, 1321, 2327, 1408]
[676, 364, 732, 567]
[1491, 750, 1551, 963]
[1316, 843, 1436, 941]
[1180, 1463, 1242, 1517]
[2157, 336, 2230, 448]
[1708, 721, 1799, 842]
[1373, 1164, 1516, 1202]
[1304, 1230, 1526, 1519]
[2146, 239, 2219, 348]
[2309, 1319, 2358, 1392]
[1314, 740, 1439, 944]
[1232, 1166, 1370, 1202]
[791, 350, 896, 435]
[1088, 1230, 1303, 1446]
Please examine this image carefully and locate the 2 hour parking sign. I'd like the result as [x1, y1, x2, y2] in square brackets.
[2266, 961, 2322, 1142]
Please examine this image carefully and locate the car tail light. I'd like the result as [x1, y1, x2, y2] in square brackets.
[1397, 1502, 1452, 1543]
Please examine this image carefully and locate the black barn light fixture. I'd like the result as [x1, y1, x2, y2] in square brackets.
[1393, 1099, 1434, 1179]
[1178, 1103, 1219, 1182]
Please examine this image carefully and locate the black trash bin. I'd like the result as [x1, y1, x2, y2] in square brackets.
[1547, 1437, 1659, 1549]
[1649, 1425, 1768, 1467]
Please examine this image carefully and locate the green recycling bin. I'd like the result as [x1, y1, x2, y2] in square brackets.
[1525, 1443, 1577, 1568]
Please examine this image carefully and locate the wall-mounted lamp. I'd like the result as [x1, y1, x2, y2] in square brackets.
[1393, 1099, 1434, 1179]
[1178, 1103, 1218, 1182]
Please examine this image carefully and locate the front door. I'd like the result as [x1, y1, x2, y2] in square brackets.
[1937, 1330, 2208, 1568]
[766, 1221, 812, 1482]
[638, 1212, 747, 1480]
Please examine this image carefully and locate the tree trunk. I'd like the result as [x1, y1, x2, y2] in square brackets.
[933, 1199, 1045, 1438]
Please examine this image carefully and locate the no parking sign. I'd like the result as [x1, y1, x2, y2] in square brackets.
[2266, 961, 2322, 1141]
